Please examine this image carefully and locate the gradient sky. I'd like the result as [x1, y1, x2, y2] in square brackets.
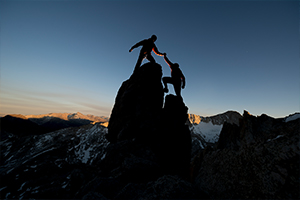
[1, 0, 299, 118]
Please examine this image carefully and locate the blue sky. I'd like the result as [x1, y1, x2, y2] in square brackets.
[1, 0, 299, 118]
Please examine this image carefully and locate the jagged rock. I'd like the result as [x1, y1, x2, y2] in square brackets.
[193, 111, 300, 199]
[106, 62, 191, 178]
[215, 122, 241, 150]
[107, 62, 164, 143]
[188, 114, 202, 125]
[157, 94, 191, 177]
[191, 133, 206, 159]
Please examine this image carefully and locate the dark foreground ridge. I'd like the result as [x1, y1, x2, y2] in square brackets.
[192, 111, 300, 199]
[0, 62, 299, 199]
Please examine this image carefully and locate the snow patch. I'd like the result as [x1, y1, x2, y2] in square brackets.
[22, 147, 56, 165]
[285, 113, 300, 122]
[18, 182, 26, 191]
[101, 152, 107, 160]
[73, 125, 109, 164]
[267, 135, 284, 142]
[62, 182, 68, 189]
[192, 121, 223, 143]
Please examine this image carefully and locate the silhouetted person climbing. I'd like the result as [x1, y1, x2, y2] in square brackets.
[162, 53, 186, 98]
[129, 35, 165, 73]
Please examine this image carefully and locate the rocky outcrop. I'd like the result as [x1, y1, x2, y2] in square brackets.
[192, 111, 300, 199]
[76, 62, 195, 199]
[107, 62, 191, 177]
[188, 114, 202, 125]
[107, 62, 164, 143]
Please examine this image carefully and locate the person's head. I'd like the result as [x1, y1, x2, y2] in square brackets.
[174, 63, 179, 68]
[151, 35, 157, 42]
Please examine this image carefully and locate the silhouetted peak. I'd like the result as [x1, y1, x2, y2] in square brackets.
[0, 114, 48, 137]
[107, 62, 191, 177]
[216, 111, 297, 151]
[107, 62, 164, 143]
[68, 112, 85, 119]
[284, 112, 300, 122]
[129, 62, 163, 81]
[4, 114, 28, 120]
[243, 110, 252, 117]
[163, 94, 188, 125]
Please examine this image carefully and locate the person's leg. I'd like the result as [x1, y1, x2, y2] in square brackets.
[173, 80, 182, 97]
[146, 53, 156, 63]
[134, 52, 145, 73]
[162, 77, 172, 93]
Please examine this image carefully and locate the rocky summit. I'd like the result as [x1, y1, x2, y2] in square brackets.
[107, 62, 164, 143]
[106, 62, 192, 180]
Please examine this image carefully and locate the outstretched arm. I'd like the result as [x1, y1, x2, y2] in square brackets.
[163, 54, 173, 67]
[152, 45, 164, 56]
[129, 40, 145, 52]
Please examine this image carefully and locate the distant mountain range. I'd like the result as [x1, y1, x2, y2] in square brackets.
[188, 111, 242, 143]
[188, 111, 300, 148]
[25, 112, 109, 123]
[2, 110, 299, 199]
[0, 112, 109, 137]
[1, 111, 299, 143]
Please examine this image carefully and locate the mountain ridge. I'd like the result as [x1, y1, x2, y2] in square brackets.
[25, 112, 109, 123]
[2, 111, 298, 126]
[0, 112, 109, 136]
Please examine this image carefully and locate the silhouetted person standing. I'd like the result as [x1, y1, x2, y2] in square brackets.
[162, 53, 186, 98]
[129, 35, 165, 73]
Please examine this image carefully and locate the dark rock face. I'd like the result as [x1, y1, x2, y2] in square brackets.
[193, 111, 300, 199]
[107, 62, 191, 177]
[77, 62, 194, 199]
[159, 94, 191, 177]
[107, 62, 164, 143]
